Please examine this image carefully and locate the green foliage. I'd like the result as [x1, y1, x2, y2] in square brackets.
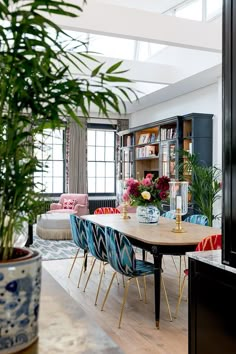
[179, 151, 221, 226]
[0, 0, 137, 260]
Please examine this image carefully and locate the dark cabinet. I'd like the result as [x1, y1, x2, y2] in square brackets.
[188, 256, 236, 354]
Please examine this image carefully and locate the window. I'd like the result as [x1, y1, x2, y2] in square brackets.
[87, 125, 116, 195]
[206, 0, 222, 20]
[175, 0, 202, 21]
[34, 129, 65, 194]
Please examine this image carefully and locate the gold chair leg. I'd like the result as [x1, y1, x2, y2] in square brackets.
[95, 262, 106, 306]
[77, 253, 87, 288]
[161, 276, 173, 322]
[175, 275, 187, 318]
[118, 278, 131, 328]
[122, 274, 125, 288]
[135, 278, 142, 301]
[171, 256, 179, 274]
[101, 272, 117, 311]
[83, 258, 96, 292]
[68, 248, 80, 278]
[178, 256, 182, 296]
[115, 273, 120, 286]
[143, 276, 147, 304]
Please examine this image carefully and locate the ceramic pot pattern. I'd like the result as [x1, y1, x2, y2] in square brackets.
[136, 205, 160, 224]
[0, 250, 41, 354]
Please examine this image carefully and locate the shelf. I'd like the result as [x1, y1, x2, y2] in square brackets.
[136, 156, 159, 161]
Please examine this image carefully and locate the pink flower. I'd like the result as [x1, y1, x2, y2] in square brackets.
[146, 173, 153, 180]
[126, 178, 135, 187]
[122, 192, 130, 202]
[142, 178, 152, 186]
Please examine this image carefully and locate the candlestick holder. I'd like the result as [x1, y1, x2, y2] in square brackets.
[172, 208, 185, 233]
[168, 181, 189, 233]
[121, 202, 130, 219]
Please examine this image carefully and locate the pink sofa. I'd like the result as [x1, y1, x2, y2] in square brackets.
[48, 194, 90, 216]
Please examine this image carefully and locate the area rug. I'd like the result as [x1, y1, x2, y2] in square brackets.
[30, 234, 78, 261]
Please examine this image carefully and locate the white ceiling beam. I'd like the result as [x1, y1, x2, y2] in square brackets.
[49, 1, 222, 53]
[67, 54, 179, 84]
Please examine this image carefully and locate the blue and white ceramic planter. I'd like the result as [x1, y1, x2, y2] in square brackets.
[136, 205, 160, 224]
[0, 249, 41, 354]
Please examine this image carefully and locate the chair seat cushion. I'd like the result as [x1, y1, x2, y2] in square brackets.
[134, 260, 154, 277]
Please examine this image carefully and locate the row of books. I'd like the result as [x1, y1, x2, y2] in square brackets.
[136, 146, 157, 159]
[160, 128, 176, 140]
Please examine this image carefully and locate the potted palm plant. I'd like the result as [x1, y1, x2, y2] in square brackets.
[0, 0, 135, 352]
[179, 151, 222, 226]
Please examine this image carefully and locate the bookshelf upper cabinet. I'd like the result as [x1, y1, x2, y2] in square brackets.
[118, 113, 213, 183]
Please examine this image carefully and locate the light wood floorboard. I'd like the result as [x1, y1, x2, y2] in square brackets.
[43, 253, 188, 354]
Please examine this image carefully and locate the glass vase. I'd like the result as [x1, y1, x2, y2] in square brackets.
[136, 205, 160, 224]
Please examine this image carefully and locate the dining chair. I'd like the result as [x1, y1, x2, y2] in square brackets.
[175, 233, 222, 318]
[68, 215, 90, 288]
[184, 214, 209, 226]
[83, 220, 109, 305]
[101, 227, 172, 328]
[94, 207, 121, 214]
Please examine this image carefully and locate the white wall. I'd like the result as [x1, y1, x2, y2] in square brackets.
[130, 82, 222, 168]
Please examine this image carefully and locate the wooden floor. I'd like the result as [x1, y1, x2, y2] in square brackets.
[43, 253, 188, 354]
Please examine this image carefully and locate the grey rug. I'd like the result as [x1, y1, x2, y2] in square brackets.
[30, 234, 78, 261]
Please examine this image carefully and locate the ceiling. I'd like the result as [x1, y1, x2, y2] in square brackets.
[49, 0, 222, 114]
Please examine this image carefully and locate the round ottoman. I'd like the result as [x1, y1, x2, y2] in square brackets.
[36, 213, 72, 240]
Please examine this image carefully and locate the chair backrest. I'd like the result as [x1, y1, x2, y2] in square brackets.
[85, 220, 108, 262]
[60, 194, 88, 209]
[69, 215, 88, 250]
[195, 234, 222, 252]
[162, 211, 176, 219]
[94, 207, 120, 214]
[105, 227, 135, 277]
[184, 214, 209, 226]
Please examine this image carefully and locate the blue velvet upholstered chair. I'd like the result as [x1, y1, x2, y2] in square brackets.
[162, 211, 176, 219]
[101, 227, 172, 328]
[69, 215, 89, 288]
[83, 220, 108, 305]
[184, 214, 209, 226]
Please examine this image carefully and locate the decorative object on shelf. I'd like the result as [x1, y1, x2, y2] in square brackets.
[123, 174, 170, 224]
[179, 151, 222, 226]
[169, 181, 189, 233]
[138, 133, 150, 144]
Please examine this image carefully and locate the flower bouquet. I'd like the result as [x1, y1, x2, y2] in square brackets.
[123, 174, 170, 209]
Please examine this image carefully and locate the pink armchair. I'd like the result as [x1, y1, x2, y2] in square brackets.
[48, 194, 89, 216]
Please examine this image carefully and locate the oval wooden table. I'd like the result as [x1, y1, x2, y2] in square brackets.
[81, 214, 221, 329]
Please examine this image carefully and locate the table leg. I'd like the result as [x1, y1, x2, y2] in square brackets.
[153, 253, 163, 329]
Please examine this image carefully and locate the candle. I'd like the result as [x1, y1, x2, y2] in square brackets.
[176, 196, 182, 210]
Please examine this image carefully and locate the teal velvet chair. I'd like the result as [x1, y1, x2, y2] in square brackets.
[184, 214, 209, 226]
[101, 227, 172, 328]
[69, 215, 89, 288]
[83, 220, 108, 305]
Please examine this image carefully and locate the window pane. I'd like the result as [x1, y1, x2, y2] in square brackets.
[176, 0, 202, 21]
[106, 132, 114, 147]
[106, 178, 114, 193]
[34, 177, 43, 192]
[206, 0, 222, 20]
[88, 146, 95, 161]
[43, 177, 53, 193]
[52, 129, 63, 143]
[106, 163, 115, 177]
[52, 178, 63, 193]
[96, 178, 105, 193]
[105, 147, 114, 161]
[88, 178, 96, 193]
[96, 162, 105, 177]
[96, 131, 105, 146]
[53, 145, 63, 160]
[43, 131, 53, 144]
[43, 146, 52, 160]
[88, 162, 95, 177]
[88, 130, 95, 145]
[43, 161, 53, 176]
[34, 146, 42, 160]
[96, 147, 104, 160]
[53, 161, 63, 177]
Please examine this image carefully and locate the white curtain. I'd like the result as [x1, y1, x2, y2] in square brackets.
[68, 118, 87, 193]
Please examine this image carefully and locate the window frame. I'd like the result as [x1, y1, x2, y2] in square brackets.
[87, 123, 117, 197]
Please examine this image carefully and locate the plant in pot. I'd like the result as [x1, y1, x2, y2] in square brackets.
[0, 0, 136, 352]
[179, 151, 222, 226]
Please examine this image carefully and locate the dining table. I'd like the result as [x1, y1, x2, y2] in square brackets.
[81, 213, 221, 329]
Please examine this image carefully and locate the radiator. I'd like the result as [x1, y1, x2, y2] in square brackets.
[89, 197, 117, 214]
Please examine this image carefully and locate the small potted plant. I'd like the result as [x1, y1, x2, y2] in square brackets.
[123, 174, 170, 223]
[0, 0, 135, 352]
